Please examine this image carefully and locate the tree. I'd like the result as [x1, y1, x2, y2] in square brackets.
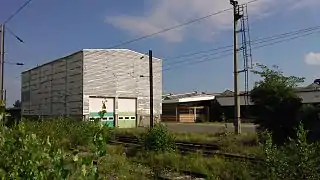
[13, 100, 21, 108]
[98, 100, 107, 121]
[250, 63, 305, 145]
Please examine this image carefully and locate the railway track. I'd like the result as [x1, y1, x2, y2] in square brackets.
[112, 135, 264, 163]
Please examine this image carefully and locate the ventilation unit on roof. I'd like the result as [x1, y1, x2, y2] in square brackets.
[314, 79, 320, 85]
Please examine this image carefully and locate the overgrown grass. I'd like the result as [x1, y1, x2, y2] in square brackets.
[134, 151, 260, 180]
[0, 119, 153, 179]
[6, 119, 317, 179]
[112, 126, 262, 156]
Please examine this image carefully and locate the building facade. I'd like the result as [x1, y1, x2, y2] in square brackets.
[162, 92, 218, 123]
[21, 49, 162, 128]
[162, 84, 320, 123]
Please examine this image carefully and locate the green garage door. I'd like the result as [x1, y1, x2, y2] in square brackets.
[89, 97, 114, 127]
[118, 98, 136, 128]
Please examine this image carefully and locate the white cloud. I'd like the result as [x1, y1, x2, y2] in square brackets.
[106, 0, 318, 42]
[290, 0, 320, 10]
[304, 52, 320, 65]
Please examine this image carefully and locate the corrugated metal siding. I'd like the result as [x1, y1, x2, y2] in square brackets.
[21, 71, 31, 115]
[297, 91, 320, 103]
[21, 51, 84, 116]
[216, 95, 253, 106]
[82, 49, 162, 119]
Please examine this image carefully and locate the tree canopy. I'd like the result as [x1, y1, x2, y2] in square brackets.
[250, 63, 305, 144]
[13, 100, 21, 108]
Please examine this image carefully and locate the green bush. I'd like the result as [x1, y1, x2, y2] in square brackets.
[262, 124, 320, 180]
[0, 120, 111, 179]
[250, 64, 305, 145]
[143, 124, 176, 152]
[21, 119, 111, 150]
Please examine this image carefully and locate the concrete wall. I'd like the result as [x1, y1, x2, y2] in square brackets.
[82, 49, 162, 126]
[21, 51, 83, 117]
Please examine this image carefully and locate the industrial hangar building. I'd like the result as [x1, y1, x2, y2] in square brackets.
[21, 49, 162, 128]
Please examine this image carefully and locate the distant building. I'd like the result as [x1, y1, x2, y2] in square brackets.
[21, 49, 162, 128]
[162, 81, 320, 123]
[216, 83, 320, 106]
[162, 92, 219, 123]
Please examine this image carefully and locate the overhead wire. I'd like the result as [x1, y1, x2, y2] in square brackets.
[163, 24, 320, 62]
[100, 24, 320, 83]
[162, 25, 320, 68]
[9, 0, 317, 83]
[162, 28, 320, 72]
[3, 0, 33, 24]
[105, 0, 259, 49]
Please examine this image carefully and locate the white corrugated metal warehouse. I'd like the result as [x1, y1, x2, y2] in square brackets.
[21, 49, 162, 128]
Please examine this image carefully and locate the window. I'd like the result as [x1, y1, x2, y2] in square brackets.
[109, 117, 114, 120]
[119, 117, 124, 120]
[125, 117, 129, 120]
[130, 117, 135, 119]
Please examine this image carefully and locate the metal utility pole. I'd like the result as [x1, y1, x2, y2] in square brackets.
[0, 24, 4, 101]
[230, 0, 242, 134]
[149, 50, 154, 128]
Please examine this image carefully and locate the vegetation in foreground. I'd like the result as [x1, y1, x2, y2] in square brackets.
[1, 119, 320, 179]
[2, 63, 320, 179]
[113, 126, 262, 156]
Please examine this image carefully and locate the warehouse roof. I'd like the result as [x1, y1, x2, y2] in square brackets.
[215, 83, 320, 98]
[22, 49, 162, 74]
[162, 91, 217, 104]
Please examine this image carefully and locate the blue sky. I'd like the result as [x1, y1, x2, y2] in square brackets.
[1, 0, 320, 105]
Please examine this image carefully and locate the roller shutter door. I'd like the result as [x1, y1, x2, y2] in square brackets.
[89, 97, 114, 127]
[118, 98, 136, 128]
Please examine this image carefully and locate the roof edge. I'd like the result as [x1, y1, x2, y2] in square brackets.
[21, 49, 83, 73]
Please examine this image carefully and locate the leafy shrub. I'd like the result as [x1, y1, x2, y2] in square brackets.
[250, 64, 305, 145]
[262, 124, 320, 180]
[21, 119, 111, 150]
[0, 120, 112, 179]
[143, 124, 176, 152]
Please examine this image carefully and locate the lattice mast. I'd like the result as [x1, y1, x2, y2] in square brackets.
[237, 4, 253, 105]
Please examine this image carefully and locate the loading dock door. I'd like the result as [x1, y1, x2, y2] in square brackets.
[118, 98, 136, 128]
[89, 97, 114, 127]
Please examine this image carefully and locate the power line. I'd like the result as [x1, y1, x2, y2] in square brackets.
[162, 29, 320, 72]
[163, 24, 320, 62]
[100, 27, 320, 83]
[5, 26, 24, 43]
[3, 0, 33, 24]
[106, 0, 259, 49]
[163, 25, 320, 68]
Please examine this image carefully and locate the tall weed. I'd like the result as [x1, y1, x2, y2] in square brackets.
[262, 124, 320, 180]
[143, 124, 176, 152]
[0, 120, 110, 179]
